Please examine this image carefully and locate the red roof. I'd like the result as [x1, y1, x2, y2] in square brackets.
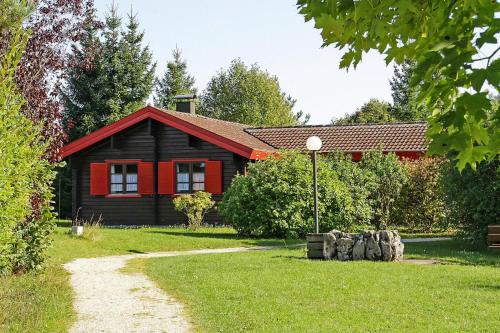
[245, 123, 428, 153]
[61, 106, 275, 160]
[61, 106, 428, 160]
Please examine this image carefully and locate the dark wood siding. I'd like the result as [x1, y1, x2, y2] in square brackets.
[73, 119, 247, 225]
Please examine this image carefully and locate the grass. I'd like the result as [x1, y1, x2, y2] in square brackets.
[0, 223, 298, 333]
[143, 241, 500, 333]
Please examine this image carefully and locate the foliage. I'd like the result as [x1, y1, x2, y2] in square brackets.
[333, 98, 393, 124]
[200, 59, 309, 126]
[390, 60, 428, 122]
[442, 158, 500, 245]
[326, 152, 375, 225]
[173, 192, 215, 231]
[360, 151, 407, 230]
[394, 158, 448, 232]
[219, 151, 354, 238]
[154, 47, 197, 110]
[64, 4, 155, 139]
[0, 3, 55, 276]
[297, 0, 499, 170]
[82, 221, 102, 242]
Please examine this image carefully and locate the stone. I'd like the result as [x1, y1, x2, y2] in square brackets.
[323, 232, 337, 259]
[352, 238, 366, 260]
[392, 235, 404, 261]
[337, 237, 354, 261]
[380, 240, 392, 261]
[365, 236, 381, 260]
[380, 230, 394, 242]
[329, 229, 342, 240]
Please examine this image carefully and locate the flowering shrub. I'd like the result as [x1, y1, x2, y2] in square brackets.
[173, 191, 215, 230]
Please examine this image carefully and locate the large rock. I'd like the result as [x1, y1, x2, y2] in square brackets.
[324, 232, 337, 259]
[337, 237, 354, 261]
[380, 230, 394, 242]
[329, 229, 342, 240]
[392, 234, 404, 261]
[365, 236, 381, 260]
[380, 240, 392, 261]
[352, 237, 366, 260]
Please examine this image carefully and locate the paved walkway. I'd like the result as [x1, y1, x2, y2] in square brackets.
[64, 246, 285, 333]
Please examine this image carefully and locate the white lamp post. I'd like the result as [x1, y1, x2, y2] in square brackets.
[306, 136, 322, 233]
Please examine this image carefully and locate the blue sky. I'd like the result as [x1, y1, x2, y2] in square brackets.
[94, 0, 396, 124]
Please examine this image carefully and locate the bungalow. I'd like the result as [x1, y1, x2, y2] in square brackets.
[61, 98, 428, 225]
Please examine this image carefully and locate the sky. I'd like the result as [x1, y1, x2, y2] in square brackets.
[94, 0, 396, 125]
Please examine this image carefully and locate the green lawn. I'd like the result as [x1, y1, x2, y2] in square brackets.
[0, 224, 298, 333]
[143, 240, 500, 333]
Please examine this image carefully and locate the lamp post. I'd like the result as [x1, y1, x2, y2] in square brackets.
[306, 136, 322, 233]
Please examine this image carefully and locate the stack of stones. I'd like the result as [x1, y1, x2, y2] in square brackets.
[307, 230, 404, 261]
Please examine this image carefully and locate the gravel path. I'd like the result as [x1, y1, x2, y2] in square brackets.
[402, 237, 452, 243]
[64, 246, 282, 333]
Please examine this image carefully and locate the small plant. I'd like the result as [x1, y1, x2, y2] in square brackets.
[173, 191, 215, 230]
[71, 209, 103, 241]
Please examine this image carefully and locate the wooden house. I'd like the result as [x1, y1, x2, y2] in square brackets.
[61, 99, 428, 225]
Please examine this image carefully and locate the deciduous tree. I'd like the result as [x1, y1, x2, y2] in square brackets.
[297, 0, 499, 170]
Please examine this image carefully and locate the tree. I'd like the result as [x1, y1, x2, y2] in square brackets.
[361, 151, 407, 230]
[219, 151, 354, 238]
[297, 1, 499, 170]
[0, 0, 55, 275]
[200, 59, 309, 126]
[333, 98, 393, 124]
[154, 47, 197, 110]
[389, 60, 427, 121]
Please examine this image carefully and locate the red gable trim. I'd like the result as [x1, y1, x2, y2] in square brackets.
[61, 106, 269, 160]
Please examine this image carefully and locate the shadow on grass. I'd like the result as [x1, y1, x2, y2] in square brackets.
[128, 249, 146, 254]
[404, 240, 499, 268]
[144, 230, 304, 247]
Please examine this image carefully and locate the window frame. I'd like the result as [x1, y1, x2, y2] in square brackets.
[174, 160, 207, 194]
[105, 160, 141, 197]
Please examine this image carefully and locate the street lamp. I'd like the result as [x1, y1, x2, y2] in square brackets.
[306, 136, 322, 233]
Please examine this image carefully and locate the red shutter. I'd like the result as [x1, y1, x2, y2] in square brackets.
[90, 163, 108, 195]
[138, 162, 154, 195]
[158, 161, 174, 194]
[205, 161, 222, 194]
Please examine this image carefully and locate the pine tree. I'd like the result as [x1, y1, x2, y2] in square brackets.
[389, 60, 427, 121]
[154, 47, 196, 110]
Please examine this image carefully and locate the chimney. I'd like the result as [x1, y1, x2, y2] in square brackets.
[173, 94, 196, 114]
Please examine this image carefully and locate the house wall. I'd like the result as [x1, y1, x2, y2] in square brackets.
[72, 119, 246, 225]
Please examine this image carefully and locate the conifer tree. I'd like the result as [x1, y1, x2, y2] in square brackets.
[155, 47, 196, 110]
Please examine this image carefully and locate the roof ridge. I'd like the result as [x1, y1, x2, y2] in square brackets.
[245, 121, 428, 131]
[155, 107, 251, 128]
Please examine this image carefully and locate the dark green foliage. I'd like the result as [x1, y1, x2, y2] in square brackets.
[394, 158, 448, 232]
[361, 151, 407, 230]
[64, 5, 155, 139]
[0, 5, 55, 275]
[154, 47, 197, 110]
[200, 59, 309, 126]
[442, 159, 500, 245]
[333, 99, 393, 124]
[219, 151, 354, 238]
[327, 153, 375, 225]
[389, 60, 428, 122]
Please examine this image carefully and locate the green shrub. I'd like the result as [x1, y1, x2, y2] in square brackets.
[442, 159, 499, 245]
[361, 151, 407, 230]
[394, 158, 448, 232]
[219, 151, 355, 238]
[173, 191, 215, 230]
[0, 12, 56, 275]
[327, 152, 375, 226]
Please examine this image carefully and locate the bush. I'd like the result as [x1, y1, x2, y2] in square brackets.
[442, 159, 499, 245]
[0, 19, 56, 275]
[173, 191, 215, 230]
[394, 158, 448, 232]
[327, 152, 375, 226]
[219, 151, 355, 238]
[361, 151, 407, 230]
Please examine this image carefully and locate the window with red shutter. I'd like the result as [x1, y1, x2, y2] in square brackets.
[138, 162, 154, 195]
[158, 161, 175, 194]
[205, 161, 222, 194]
[90, 163, 109, 195]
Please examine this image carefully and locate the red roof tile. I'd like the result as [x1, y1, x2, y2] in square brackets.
[245, 123, 428, 153]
